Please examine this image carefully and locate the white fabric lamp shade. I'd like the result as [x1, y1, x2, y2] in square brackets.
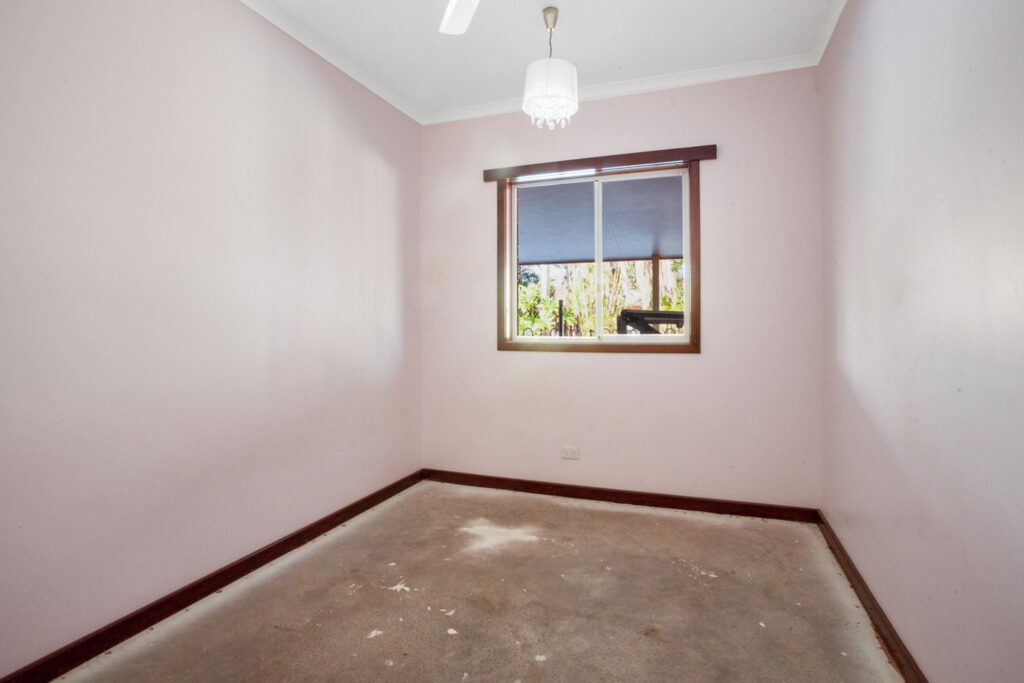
[522, 57, 579, 130]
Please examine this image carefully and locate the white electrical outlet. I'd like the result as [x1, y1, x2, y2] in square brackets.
[560, 446, 580, 460]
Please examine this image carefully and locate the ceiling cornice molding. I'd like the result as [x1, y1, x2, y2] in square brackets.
[812, 0, 848, 64]
[418, 52, 821, 125]
[239, 0, 427, 123]
[240, 0, 848, 128]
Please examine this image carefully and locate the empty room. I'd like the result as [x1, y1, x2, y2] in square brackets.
[1, 0, 1021, 681]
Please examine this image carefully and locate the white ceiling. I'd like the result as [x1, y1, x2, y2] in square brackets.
[239, 0, 847, 125]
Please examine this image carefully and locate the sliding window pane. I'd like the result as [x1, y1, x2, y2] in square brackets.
[601, 174, 686, 336]
[515, 181, 596, 337]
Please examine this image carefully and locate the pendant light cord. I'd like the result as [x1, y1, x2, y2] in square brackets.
[548, 28, 553, 58]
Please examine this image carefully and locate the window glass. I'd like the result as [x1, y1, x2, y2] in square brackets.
[510, 169, 689, 344]
[601, 175, 686, 336]
[515, 181, 596, 338]
[516, 264, 595, 337]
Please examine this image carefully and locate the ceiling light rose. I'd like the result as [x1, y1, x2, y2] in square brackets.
[522, 7, 578, 130]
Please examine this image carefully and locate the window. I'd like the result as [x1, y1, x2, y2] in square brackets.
[485, 145, 716, 353]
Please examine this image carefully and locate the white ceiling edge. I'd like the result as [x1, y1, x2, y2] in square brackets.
[239, 0, 847, 127]
[239, 0, 426, 122]
[417, 52, 821, 125]
[812, 0, 849, 63]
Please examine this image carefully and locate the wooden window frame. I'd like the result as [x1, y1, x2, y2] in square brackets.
[485, 145, 716, 353]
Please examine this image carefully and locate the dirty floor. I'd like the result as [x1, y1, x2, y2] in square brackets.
[63, 481, 901, 682]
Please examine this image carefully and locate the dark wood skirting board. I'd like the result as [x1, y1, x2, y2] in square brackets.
[421, 468, 819, 523]
[4, 468, 926, 683]
[2, 471, 426, 683]
[817, 513, 928, 682]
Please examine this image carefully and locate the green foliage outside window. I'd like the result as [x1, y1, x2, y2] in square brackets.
[517, 259, 685, 337]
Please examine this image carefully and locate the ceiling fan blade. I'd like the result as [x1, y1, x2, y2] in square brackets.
[438, 0, 481, 35]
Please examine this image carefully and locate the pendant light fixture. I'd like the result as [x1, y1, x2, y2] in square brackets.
[521, 7, 579, 130]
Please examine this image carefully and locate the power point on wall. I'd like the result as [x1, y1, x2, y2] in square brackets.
[560, 446, 580, 460]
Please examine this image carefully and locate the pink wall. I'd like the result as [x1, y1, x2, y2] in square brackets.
[419, 70, 825, 507]
[10, 0, 1019, 678]
[818, 0, 1024, 680]
[0, 0, 420, 675]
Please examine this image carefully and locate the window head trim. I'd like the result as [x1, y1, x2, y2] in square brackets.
[482, 144, 717, 183]
[486, 145, 716, 354]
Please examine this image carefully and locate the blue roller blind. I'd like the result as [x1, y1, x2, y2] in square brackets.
[516, 175, 683, 265]
[517, 181, 595, 265]
[603, 176, 683, 261]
